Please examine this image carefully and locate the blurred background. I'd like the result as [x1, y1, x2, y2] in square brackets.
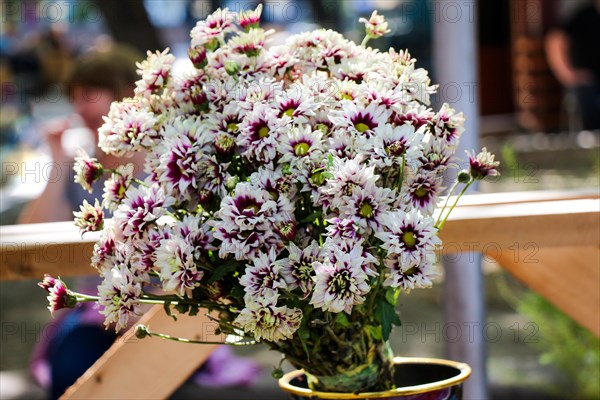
[0, 0, 598, 399]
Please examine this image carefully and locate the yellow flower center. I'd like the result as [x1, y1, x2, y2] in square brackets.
[415, 187, 428, 198]
[294, 142, 310, 156]
[226, 122, 239, 133]
[258, 126, 270, 138]
[283, 108, 295, 117]
[359, 203, 374, 218]
[355, 122, 370, 133]
[310, 171, 325, 186]
[402, 231, 417, 248]
[244, 204, 260, 214]
[404, 266, 418, 276]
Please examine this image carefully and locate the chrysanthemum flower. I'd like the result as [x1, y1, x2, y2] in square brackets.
[98, 264, 142, 332]
[73, 149, 103, 193]
[360, 123, 422, 169]
[310, 246, 371, 314]
[234, 293, 302, 342]
[73, 199, 104, 235]
[239, 4, 262, 31]
[278, 125, 324, 170]
[239, 248, 287, 298]
[103, 164, 134, 211]
[238, 103, 285, 163]
[114, 184, 174, 238]
[432, 103, 465, 147]
[229, 28, 270, 57]
[190, 8, 236, 49]
[359, 10, 391, 39]
[375, 210, 441, 267]
[325, 217, 363, 248]
[330, 100, 389, 137]
[338, 183, 393, 233]
[156, 235, 203, 296]
[383, 257, 437, 292]
[38, 275, 76, 316]
[134, 48, 175, 97]
[320, 155, 378, 210]
[213, 183, 278, 260]
[98, 99, 159, 156]
[467, 147, 500, 180]
[279, 241, 321, 297]
[401, 172, 442, 216]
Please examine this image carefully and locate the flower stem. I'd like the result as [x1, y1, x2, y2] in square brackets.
[140, 325, 252, 345]
[436, 180, 473, 230]
[435, 180, 461, 227]
[361, 36, 370, 47]
[71, 291, 228, 310]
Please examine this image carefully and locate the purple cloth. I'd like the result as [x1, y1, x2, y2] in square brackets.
[193, 346, 262, 387]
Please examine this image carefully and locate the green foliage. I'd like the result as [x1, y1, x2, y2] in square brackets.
[518, 293, 600, 399]
[374, 296, 402, 341]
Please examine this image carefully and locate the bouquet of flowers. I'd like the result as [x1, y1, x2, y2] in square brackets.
[40, 6, 499, 394]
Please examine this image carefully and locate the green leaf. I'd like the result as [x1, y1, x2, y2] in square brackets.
[188, 304, 200, 316]
[385, 287, 401, 306]
[374, 297, 401, 341]
[208, 259, 240, 283]
[335, 312, 350, 328]
[300, 210, 322, 223]
[174, 302, 190, 314]
[367, 325, 383, 341]
[164, 301, 177, 321]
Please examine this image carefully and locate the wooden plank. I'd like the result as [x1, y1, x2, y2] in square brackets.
[61, 305, 220, 400]
[495, 246, 600, 337]
[438, 198, 600, 254]
[0, 220, 97, 280]
[445, 188, 599, 207]
[1, 195, 598, 281]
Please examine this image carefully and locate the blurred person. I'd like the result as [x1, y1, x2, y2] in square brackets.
[18, 44, 145, 224]
[546, 0, 600, 130]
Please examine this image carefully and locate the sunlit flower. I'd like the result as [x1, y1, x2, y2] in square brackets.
[338, 183, 393, 233]
[103, 164, 135, 211]
[234, 293, 302, 342]
[375, 210, 441, 267]
[310, 246, 371, 314]
[383, 256, 437, 292]
[98, 99, 159, 156]
[467, 147, 500, 180]
[400, 172, 442, 216]
[38, 275, 76, 315]
[73, 149, 103, 193]
[156, 235, 203, 296]
[330, 100, 390, 137]
[359, 11, 391, 39]
[239, 248, 287, 298]
[98, 264, 142, 332]
[135, 48, 175, 97]
[279, 241, 321, 297]
[73, 199, 104, 235]
[239, 4, 262, 31]
[190, 8, 236, 48]
[432, 103, 465, 147]
[113, 184, 174, 238]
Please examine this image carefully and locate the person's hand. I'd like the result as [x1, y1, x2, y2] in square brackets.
[43, 118, 71, 164]
[564, 69, 595, 87]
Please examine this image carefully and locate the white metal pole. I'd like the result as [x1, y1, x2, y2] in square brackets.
[432, 1, 488, 399]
